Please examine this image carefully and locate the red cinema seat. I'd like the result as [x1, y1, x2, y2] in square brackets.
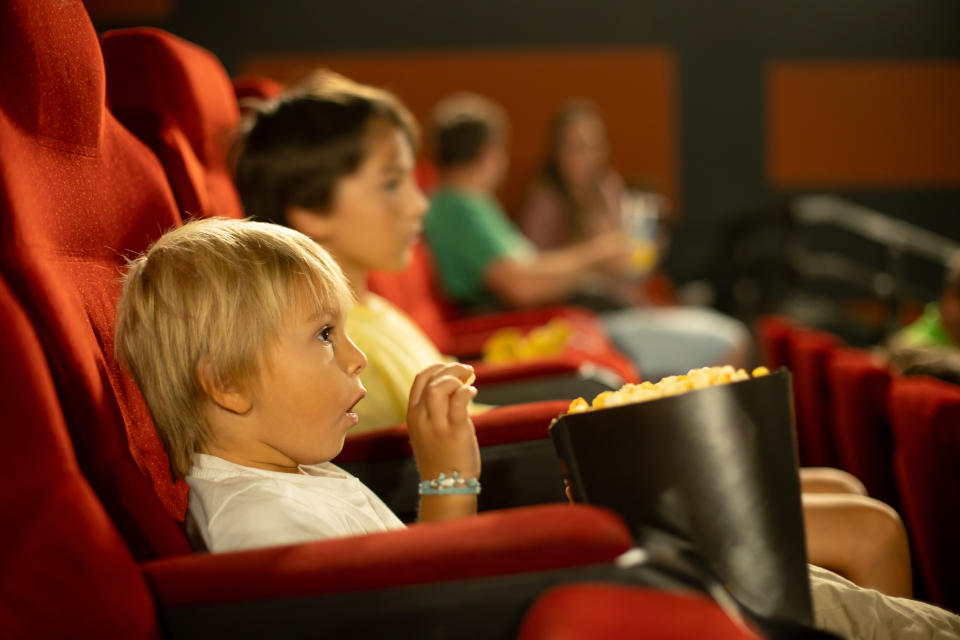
[888, 376, 960, 611]
[828, 348, 899, 506]
[0, 0, 191, 560]
[0, 276, 158, 639]
[756, 314, 797, 371]
[102, 27, 244, 220]
[789, 328, 842, 468]
[517, 583, 761, 640]
[232, 74, 285, 104]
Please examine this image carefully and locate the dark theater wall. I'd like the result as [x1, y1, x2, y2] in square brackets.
[91, 0, 960, 286]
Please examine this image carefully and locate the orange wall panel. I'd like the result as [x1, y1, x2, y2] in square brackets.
[241, 47, 677, 214]
[768, 61, 960, 188]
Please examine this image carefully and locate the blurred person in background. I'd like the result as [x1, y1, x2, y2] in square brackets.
[883, 251, 960, 384]
[425, 93, 750, 380]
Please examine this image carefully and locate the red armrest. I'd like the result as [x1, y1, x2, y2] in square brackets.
[518, 583, 761, 640]
[141, 504, 632, 607]
[471, 357, 594, 386]
[336, 400, 569, 463]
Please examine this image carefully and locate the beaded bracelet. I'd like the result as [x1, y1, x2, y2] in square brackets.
[418, 471, 481, 496]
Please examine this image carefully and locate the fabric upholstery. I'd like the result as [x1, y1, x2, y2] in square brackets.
[232, 74, 285, 104]
[141, 504, 632, 606]
[828, 348, 898, 506]
[756, 314, 797, 370]
[338, 399, 570, 463]
[789, 329, 842, 467]
[0, 0, 190, 559]
[517, 583, 761, 640]
[889, 376, 960, 611]
[0, 276, 158, 639]
[102, 27, 244, 220]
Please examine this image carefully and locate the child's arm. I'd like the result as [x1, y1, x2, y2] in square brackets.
[406, 362, 481, 523]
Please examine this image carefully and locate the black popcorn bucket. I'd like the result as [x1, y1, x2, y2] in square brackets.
[550, 369, 813, 626]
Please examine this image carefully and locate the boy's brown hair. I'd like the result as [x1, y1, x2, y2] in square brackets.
[431, 92, 508, 169]
[234, 69, 418, 227]
[115, 218, 353, 478]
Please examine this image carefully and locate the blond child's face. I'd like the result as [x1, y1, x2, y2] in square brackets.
[291, 119, 427, 283]
[238, 302, 368, 470]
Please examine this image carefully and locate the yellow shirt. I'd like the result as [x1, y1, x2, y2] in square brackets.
[346, 294, 450, 433]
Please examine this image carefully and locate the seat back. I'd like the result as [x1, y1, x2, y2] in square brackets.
[0, 0, 190, 559]
[102, 27, 244, 220]
[888, 376, 960, 610]
[789, 328, 842, 467]
[755, 314, 797, 370]
[233, 74, 285, 102]
[0, 275, 158, 638]
[368, 242, 458, 352]
[828, 348, 898, 506]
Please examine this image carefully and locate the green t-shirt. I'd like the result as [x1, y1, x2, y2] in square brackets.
[425, 187, 534, 308]
[895, 303, 956, 349]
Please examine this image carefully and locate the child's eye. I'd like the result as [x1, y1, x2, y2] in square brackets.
[316, 325, 334, 343]
[383, 179, 400, 192]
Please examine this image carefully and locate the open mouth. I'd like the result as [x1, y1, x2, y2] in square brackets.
[345, 390, 366, 425]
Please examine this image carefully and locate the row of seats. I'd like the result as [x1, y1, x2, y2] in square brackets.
[758, 315, 960, 612]
[0, 2, 757, 638]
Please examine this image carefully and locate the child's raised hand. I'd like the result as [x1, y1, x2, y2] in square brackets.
[406, 362, 480, 482]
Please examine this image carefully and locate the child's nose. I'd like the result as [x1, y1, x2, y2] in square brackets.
[343, 334, 367, 375]
[408, 184, 428, 220]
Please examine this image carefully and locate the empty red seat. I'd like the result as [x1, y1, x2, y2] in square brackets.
[232, 74, 285, 104]
[102, 27, 244, 220]
[888, 376, 960, 611]
[789, 328, 842, 467]
[828, 348, 899, 506]
[756, 314, 798, 371]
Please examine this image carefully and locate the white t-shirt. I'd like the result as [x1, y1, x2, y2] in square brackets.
[186, 453, 406, 553]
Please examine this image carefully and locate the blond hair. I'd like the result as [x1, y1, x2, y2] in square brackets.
[115, 218, 354, 478]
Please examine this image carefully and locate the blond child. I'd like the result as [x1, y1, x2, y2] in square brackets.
[114, 221, 960, 638]
[115, 218, 480, 552]
[233, 71, 465, 432]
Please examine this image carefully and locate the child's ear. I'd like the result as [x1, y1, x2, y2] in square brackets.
[196, 359, 252, 415]
[286, 205, 334, 241]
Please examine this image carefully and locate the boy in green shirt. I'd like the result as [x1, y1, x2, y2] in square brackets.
[424, 93, 751, 380]
[425, 93, 627, 311]
[886, 252, 960, 383]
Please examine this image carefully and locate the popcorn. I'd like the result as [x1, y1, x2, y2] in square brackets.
[482, 319, 573, 364]
[563, 365, 772, 415]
